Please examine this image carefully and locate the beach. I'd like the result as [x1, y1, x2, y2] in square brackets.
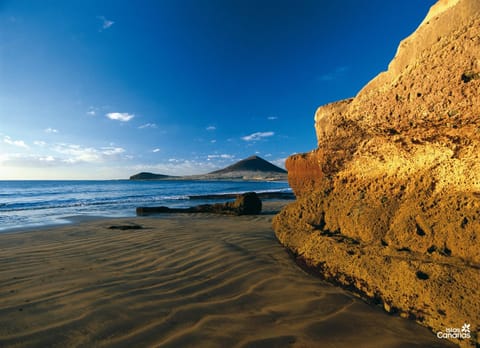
[0, 201, 453, 348]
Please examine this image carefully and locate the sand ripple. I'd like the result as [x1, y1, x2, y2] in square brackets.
[0, 209, 454, 347]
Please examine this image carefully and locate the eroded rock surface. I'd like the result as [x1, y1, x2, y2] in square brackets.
[273, 1, 480, 346]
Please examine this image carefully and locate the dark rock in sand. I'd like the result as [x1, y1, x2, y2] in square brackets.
[108, 223, 144, 230]
[137, 192, 262, 216]
[227, 191, 262, 215]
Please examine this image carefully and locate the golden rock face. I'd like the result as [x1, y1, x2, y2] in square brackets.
[274, 0, 480, 346]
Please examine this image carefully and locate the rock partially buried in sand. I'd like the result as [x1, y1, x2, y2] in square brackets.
[108, 223, 144, 230]
[229, 191, 262, 215]
[137, 192, 262, 216]
[273, 1, 480, 347]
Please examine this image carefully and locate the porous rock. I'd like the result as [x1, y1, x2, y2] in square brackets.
[273, 1, 480, 346]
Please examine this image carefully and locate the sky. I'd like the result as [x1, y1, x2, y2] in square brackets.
[0, 0, 436, 179]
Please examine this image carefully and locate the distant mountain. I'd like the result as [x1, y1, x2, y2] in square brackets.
[129, 172, 174, 180]
[191, 155, 287, 181]
[209, 155, 287, 175]
[129, 156, 287, 181]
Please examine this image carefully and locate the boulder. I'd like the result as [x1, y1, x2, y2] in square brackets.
[226, 191, 262, 215]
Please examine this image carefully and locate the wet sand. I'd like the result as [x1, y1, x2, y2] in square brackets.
[0, 202, 454, 347]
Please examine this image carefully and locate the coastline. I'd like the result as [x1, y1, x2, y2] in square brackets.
[0, 193, 293, 235]
[0, 181, 292, 233]
[0, 200, 453, 347]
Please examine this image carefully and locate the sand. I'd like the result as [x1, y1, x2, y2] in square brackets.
[0, 202, 454, 348]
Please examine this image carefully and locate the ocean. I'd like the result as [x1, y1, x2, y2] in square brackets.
[0, 180, 291, 232]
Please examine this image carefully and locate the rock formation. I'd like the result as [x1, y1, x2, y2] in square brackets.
[137, 192, 262, 216]
[273, 0, 480, 346]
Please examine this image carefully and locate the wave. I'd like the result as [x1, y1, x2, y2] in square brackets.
[188, 189, 294, 200]
[0, 180, 292, 231]
[0, 195, 193, 213]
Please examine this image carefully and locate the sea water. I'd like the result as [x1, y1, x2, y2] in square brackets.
[0, 180, 291, 232]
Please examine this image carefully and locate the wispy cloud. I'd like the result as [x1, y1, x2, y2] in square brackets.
[0, 153, 60, 167]
[44, 127, 58, 133]
[3, 135, 29, 149]
[101, 147, 125, 156]
[98, 16, 114, 31]
[206, 126, 216, 131]
[207, 154, 234, 160]
[106, 112, 134, 122]
[319, 66, 350, 82]
[53, 143, 125, 164]
[267, 116, 278, 120]
[0, 141, 129, 178]
[138, 123, 157, 129]
[271, 157, 287, 169]
[86, 107, 97, 116]
[152, 148, 161, 153]
[241, 131, 274, 142]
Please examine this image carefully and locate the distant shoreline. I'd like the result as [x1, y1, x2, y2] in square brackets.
[129, 174, 288, 182]
[129, 155, 288, 182]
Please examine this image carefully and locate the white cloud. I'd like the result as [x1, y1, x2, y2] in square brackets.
[153, 148, 160, 153]
[98, 16, 114, 30]
[86, 106, 99, 116]
[101, 147, 125, 156]
[206, 126, 216, 131]
[40, 155, 55, 162]
[45, 127, 58, 133]
[53, 144, 100, 163]
[138, 123, 157, 129]
[3, 136, 29, 149]
[241, 131, 274, 142]
[210, 139, 217, 143]
[52, 143, 126, 164]
[106, 112, 134, 122]
[267, 116, 278, 120]
[0, 153, 60, 167]
[207, 154, 234, 160]
[271, 157, 287, 169]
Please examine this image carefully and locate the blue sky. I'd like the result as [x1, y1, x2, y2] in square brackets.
[0, 0, 436, 179]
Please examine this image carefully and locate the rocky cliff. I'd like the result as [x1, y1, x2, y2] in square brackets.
[273, 0, 480, 346]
